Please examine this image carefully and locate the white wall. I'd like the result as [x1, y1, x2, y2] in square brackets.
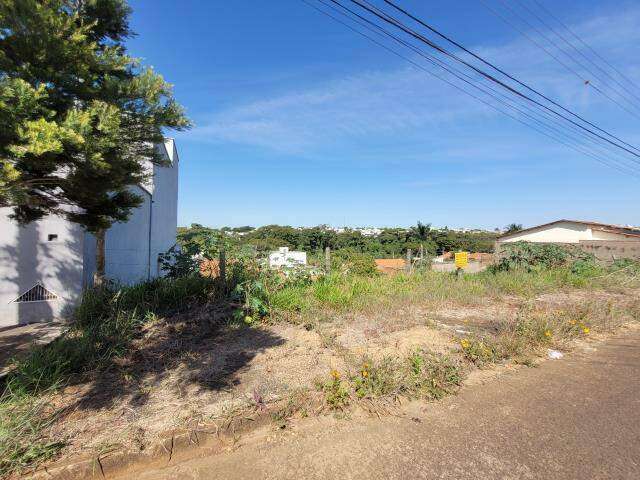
[83, 141, 180, 284]
[149, 140, 179, 277]
[499, 221, 635, 244]
[269, 247, 307, 268]
[500, 222, 591, 244]
[0, 210, 84, 327]
[83, 186, 152, 286]
[0, 141, 180, 325]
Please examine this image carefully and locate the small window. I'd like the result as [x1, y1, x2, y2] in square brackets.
[13, 283, 59, 303]
[48, 234, 58, 242]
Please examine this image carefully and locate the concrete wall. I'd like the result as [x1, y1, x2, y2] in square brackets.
[149, 139, 179, 277]
[578, 241, 640, 264]
[1, 140, 180, 326]
[0, 210, 84, 327]
[82, 142, 179, 284]
[83, 186, 152, 286]
[431, 262, 487, 273]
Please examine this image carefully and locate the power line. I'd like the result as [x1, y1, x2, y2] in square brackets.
[314, 0, 640, 175]
[517, 0, 640, 111]
[484, 0, 640, 120]
[351, 0, 640, 161]
[301, 0, 640, 177]
[323, 0, 640, 173]
[528, 0, 640, 102]
[380, 0, 640, 155]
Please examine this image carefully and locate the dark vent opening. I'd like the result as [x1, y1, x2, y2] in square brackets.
[14, 283, 59, 303]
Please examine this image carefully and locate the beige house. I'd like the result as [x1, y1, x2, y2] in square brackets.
[497, 220, 640, 244]
[496, 220, 640, 263]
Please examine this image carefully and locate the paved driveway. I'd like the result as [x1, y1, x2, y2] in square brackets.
[0, 323, 63, 375]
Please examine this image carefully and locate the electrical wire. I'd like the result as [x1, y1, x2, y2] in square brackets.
[301, 0, 640, 177]
[528, 0, 640, 104]
[325, 0, 640, 173]
[483, 0, 640, 120]
[516, 0, 640, 112]
[379, 0, 640, 154]
[352, 0, 640, 160]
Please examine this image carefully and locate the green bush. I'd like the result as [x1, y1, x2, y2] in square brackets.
[158, 245, 200, 278]
[492, 242, 595, 273]
[333, 250, 379, 277]
[611, 258, 640, 274]
[570, 258, 602, 277]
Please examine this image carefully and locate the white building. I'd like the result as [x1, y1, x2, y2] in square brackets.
[269, 247, 307, 268]
[497, 220, 640, 244]
[0, 139, 180, 327]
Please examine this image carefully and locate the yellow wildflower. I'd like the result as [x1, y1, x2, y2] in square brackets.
[361, 370, 369, 378]
[460, 339, 470, 349]
[544, 329, 552, 338]
[582, 327, 590, 334]
[569, 320, 577, 325]
[330, 369, 340, 380]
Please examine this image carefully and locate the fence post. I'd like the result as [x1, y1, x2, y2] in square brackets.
[219, 248, 226, 289]
[405, 249, 412, 274]
[325, 246, 331, 274]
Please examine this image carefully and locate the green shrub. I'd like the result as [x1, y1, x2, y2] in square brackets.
[158, 245, 200, 278]
[318, 370, 350, 410]
[570, 258, 602, 277]
[405, 350, 463, 400]
[333, 250, 379, 277]
[352, 358, 402, 399]
[492, 242, 594, 273]
[610, 258, 640, 274]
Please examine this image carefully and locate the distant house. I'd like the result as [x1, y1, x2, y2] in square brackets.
[0, 139, 180, 328]
[269, 247, 307, 268]
[496, 220, 640, 264]
[496, 220, 640, 244]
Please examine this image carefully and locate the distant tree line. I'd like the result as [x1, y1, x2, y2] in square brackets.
[176, 222, 499, 258]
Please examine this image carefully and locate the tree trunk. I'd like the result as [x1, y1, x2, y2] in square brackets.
[93, 228, 106, 287]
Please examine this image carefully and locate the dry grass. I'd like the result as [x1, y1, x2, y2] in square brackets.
[3, 266, 639, 477]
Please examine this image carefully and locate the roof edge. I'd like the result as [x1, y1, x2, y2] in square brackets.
[498, 219, 640, 240]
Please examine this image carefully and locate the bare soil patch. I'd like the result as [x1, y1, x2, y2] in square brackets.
[21, 288, 640, 475]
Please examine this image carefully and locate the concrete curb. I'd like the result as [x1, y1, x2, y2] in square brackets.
[27, 412, 273, 480]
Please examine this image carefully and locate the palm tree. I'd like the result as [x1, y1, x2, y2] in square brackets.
[505, 223, 523, 234]
[412, 221, 432, 240]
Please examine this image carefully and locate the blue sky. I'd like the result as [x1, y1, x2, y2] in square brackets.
[127, 0, 640, 230]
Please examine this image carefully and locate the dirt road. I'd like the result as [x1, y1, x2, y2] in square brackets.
[130, 328, 640, 480]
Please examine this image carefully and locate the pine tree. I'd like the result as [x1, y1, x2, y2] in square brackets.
[0, 0, 190, 284]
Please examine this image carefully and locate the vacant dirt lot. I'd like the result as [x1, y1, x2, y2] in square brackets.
[26, 285, 638, 475]
[126, 326, 640, 480]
